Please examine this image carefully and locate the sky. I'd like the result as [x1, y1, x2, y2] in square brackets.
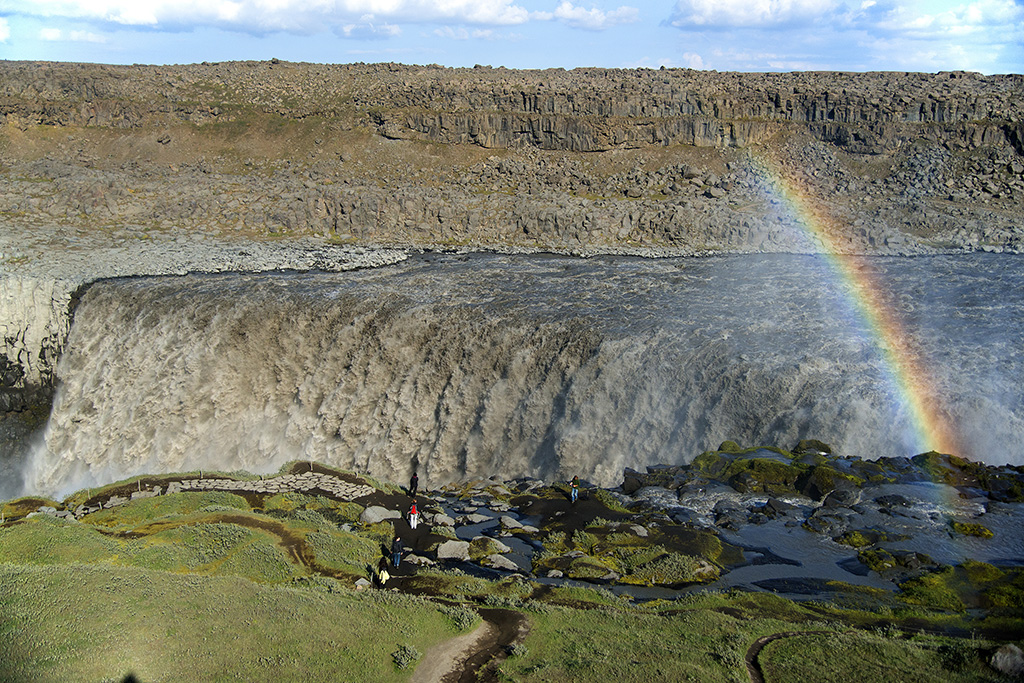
[0, 0, 1021, 73]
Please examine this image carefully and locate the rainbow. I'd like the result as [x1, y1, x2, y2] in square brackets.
[750, 155, 961, 458]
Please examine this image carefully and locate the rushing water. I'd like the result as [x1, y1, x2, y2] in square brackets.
[17, 252, 1024, 498]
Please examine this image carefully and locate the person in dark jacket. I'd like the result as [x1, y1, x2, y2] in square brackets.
[391, 537, 403, 568]
[409, 472, 419, 497]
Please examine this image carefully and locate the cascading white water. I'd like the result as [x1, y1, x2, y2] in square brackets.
[21, 253, 1024, 497]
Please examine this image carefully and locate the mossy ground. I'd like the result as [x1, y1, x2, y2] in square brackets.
[897, 562, 1024, 614]
[2, 465, 1022, 680]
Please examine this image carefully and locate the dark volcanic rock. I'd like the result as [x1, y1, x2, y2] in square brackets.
[822, 488, 862, 509]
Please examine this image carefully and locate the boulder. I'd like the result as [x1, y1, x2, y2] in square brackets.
[461, 513, 492, 525]
[471, 536, 512, 555]
[804, 508, 848, 535]
[764, 497, 796, 517]
[748, 512, 770, 525]
[435, 540, 471, 561]
[359, 506, 401, 524]
[798, 465, 856, 501]
[991, 644, 1024, 677]
[793, 439, 833, 455]
[404, 554, 436, 567]
[713, 500, 747, 531]
[622, 467, 645, 494]
[874, 494, 913, 508]
[669, 508, 697, 524]
[823, 488, 862, 509]
[483, 554, 520, 572]
[499, 515, 523, 529]
[432, 513, 456, 526]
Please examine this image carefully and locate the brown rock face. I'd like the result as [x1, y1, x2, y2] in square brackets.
[1, 61, 1022, 256]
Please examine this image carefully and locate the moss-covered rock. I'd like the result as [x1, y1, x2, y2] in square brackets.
[898, 567, 966, 612]
[0, 497, 64, 522]
[793, 439, 833, 455]
[469, 536, 510, 561]
[838, 530, 876, 548]
[797, 465, 862, 500]
[950, 521, 994, 538]
[565, 554, 619, 580]
[689, 450, 730, 478]
[725, 457, 803, 494]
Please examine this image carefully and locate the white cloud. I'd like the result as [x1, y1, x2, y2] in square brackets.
[539, 2, 639, 30]
[671, 0, 841, 28]
[667, 0, 1023, 72]
[0, 0, 533, 33]
[877, 0, 1023, 39]
[39, 27, 107, 42]
[435, 25, 470, 39]
[433, 25, 507, 40]
[681, 51, 704, 68]
[339, 20, 401, 38]
[0, 17, 9, 42]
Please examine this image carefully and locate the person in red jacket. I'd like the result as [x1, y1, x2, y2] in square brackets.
[409, 499, 419, 529]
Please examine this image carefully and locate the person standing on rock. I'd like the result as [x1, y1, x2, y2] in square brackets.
[409, 499, 419, 530]
[409, 471, 419, 497]
[391, 536, 403, 568]
[570, 475, 579, 504]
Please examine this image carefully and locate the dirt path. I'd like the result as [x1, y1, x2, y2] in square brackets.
[412, 608, 529, 683]
[412, 619, 498, 683]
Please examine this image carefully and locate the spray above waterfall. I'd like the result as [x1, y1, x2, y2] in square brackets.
[750, 156, 962, 458]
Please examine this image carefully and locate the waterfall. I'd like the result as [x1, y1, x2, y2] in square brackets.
[21, 253, 1024, 497]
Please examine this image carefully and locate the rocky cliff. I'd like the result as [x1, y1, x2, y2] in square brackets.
[2, 61, 1024, 414]
[2, 61, 1022, 256]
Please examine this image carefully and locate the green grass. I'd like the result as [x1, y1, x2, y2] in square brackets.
[496, 601, 780, 683]
[0, 562, 459, 682]
[0, 515, 122, 565]
[83, 491, 252, 528]
[759, 631, 1002, 682]
[306, 528, 382, 577]
[0, 488, 395, 586]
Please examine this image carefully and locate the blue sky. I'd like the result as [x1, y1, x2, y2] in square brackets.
[0, 0, 1021, 73]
